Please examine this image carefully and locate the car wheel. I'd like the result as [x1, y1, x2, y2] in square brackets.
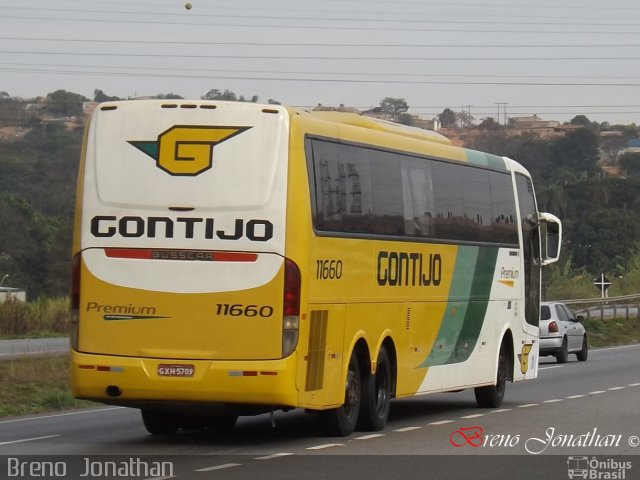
[576, 335, 588, 362]
[556, 337, 569, 364]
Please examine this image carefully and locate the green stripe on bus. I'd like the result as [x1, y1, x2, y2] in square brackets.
[419, 246, 499, 367]
[419, 247, 478, 367]
[464, 149, 507, 171]
[446, 247, 499, 364]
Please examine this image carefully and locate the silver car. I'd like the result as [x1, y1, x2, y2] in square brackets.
[539, 301, 588, 363]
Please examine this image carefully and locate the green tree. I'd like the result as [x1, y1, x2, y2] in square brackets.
[379, 97, 408, 120]
[456, 110, 474, 128]
[549, 128, 600, 178]
[45, 90, 86, 117]
[438, 108, 457, 128]
[570, 115, 591, 126]
[478, 117, 501, 130]
[153, 92, 184, 99]
[93, 90, 120, 102]
[201, 89, 258, 102]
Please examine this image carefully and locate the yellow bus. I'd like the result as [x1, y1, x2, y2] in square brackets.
[71, 100, 561, 436]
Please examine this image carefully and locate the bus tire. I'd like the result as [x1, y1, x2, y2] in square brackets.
[319, 353, 362, 437]
[204, 415, 238, 431]
[141, 409, 180, 435]
[474, 343, 508, 408]
[358, 347, 392, 431]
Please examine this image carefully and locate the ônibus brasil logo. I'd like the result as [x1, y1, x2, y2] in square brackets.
[128, 125, 251, 176]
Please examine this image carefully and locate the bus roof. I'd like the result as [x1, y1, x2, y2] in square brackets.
[300, 110, 452, 145]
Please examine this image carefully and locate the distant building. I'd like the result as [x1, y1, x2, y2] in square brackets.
[0, 287, 26, 302]
[509, 115, 559, 129]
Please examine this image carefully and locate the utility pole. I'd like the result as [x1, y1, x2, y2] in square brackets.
[495, 102, 509, 125]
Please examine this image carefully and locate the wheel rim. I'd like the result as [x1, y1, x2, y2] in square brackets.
[374, 366, 390, 416]
[344, 367, 360, 419]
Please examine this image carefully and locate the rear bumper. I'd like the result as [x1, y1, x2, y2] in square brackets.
[71, 350, 299, 409]
[539, 335, 563, 355]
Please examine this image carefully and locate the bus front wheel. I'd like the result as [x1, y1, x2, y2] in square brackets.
[474, 343, 508, 408]
[319, 353, 361, 436]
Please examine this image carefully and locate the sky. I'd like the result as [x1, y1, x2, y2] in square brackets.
[0, 0, 639, 125]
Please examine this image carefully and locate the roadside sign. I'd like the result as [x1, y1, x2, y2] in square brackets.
[593, 273, 611, 299]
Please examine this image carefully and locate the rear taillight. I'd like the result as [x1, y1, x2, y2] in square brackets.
[282, 258, 301, 358]
[70, 254, 80, 350]
[548, 320, 558, 333]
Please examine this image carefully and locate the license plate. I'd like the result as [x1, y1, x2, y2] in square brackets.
[157, 364, 195, 377]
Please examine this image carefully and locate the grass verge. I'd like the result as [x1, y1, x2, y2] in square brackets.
[0, 355, 94, 418]
[583, 315, 640, 347]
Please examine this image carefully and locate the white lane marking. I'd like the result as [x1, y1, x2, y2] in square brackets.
[591, 344, 640, 353]
[0, 434, 60, 446]
[543, 399, 563, 403]
[608, 387, 625, 391]
[629, 383, 640, 387]
[195, 463, 242, 472]
[490, 408, 512, 413]
[255, 453, 293, 460]
[518, 403, 539, 408]
[429, 420, 454, 425]
[306, 443, 344, 450]
[394, 426, 422, 432]
[355, 433, 385, 440]
[589, 391, 606, 395]
[566, 395, 586, 399]
[0, 407, 125, 425]
[461, 414, 485, 419]
[539, 365, 564, 370]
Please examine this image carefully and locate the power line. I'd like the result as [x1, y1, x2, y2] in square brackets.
[2, 65, 640, 87]
[2, 50, 640, 61]
[2, 14, 640, 35]
[5, 0, 638, 13]
[3, 61, 640, 81]
[7, 1, 633, 22]
[3, 36, 640, 48]
[1, 7, 639, 27]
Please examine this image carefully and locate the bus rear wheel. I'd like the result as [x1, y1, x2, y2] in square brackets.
[474, 343, 508, 408]
[141, 409, 180, 435]
[358, 347, 392, 431]
[204, 415, 238, 431]
[319, 353, 361, 437]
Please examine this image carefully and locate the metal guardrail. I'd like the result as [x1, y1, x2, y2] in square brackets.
[556, 293, 640, 306]
[552, 294, 640, 321]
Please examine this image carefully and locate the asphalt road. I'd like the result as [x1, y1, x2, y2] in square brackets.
[1, 344, 639, 480]
[0, 337, 68, 359]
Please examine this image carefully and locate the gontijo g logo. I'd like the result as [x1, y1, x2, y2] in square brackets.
[128, 125, 251, 176]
